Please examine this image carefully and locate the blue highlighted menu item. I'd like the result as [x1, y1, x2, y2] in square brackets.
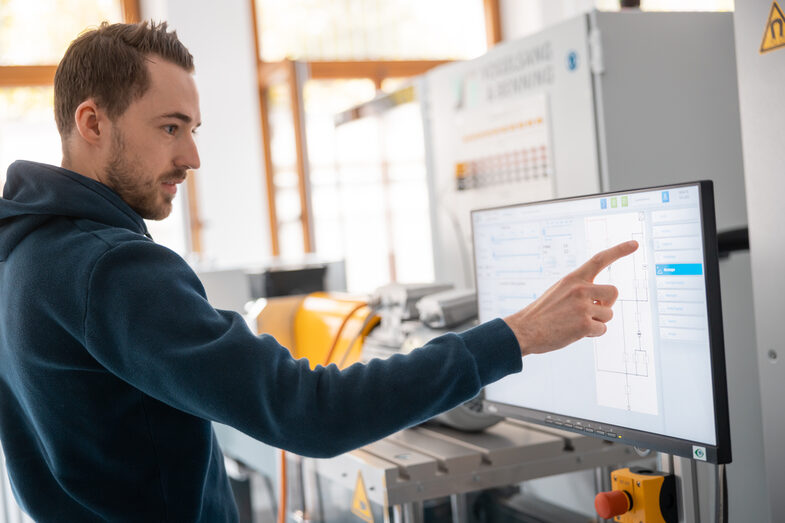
[656, 263, 703, 276]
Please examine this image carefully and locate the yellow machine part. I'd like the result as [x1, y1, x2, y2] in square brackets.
[610, 467, 669, 523]
[291, 292, 379, 368]
[254, 295, 305, 351]
[252, 292, 378, 368]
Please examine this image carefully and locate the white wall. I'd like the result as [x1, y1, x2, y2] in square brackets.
[141, 0, 272, 268]
[500, 0, 597, 41]
[498, 0, 732, 41]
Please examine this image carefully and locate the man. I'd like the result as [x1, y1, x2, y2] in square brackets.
[0, 21, 636, 521]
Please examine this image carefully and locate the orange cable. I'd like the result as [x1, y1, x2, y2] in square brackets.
[337, 313, 380, 369]
[322, 302, 368, 367]
[277, 449, 287, 523]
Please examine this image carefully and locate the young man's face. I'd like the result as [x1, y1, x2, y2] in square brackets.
[103, 56, 201, 220]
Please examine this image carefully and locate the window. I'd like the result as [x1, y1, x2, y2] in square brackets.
[0, 87, 59, 188]
[314, 83, 434, 292]
[0, 0, 125, 65]
[252, 0, 499, 291]
[256, 0, 488, 62]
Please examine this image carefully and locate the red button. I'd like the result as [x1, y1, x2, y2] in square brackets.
[595, 490, 631, 519]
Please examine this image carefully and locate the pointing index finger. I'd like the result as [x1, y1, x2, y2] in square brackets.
[573, 240, 639, 282]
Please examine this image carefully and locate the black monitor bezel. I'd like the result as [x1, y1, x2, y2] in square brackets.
[472, 181, 732, 464]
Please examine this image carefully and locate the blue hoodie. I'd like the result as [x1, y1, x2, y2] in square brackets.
[0, 160, 523, 521]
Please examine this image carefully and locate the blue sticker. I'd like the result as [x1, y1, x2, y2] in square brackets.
[566, 51, 579, 71]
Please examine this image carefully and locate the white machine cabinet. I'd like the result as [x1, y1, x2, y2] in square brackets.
[424, 10, 746, 287]
[422, 10, 766, 522]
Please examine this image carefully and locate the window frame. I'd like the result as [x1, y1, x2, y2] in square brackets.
[249, 0, 502, 257]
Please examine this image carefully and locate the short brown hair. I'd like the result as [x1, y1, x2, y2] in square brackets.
[54, 21, 194, 138]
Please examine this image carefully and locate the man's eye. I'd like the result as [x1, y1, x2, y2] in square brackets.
[164, 125, 177, 135]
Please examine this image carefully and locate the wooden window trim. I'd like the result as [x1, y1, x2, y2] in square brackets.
[484, 0, 503, 47]
[249, 0, 281, 256]
[287, 61, 313, 253]
[0, 65, 57, 87]
[185, 172, 203, 253]
[259, 60, 453, 87]
[307, 60, 452, 82]
[121, 0, 141, 23]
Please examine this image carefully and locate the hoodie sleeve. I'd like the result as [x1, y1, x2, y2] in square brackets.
[83, 240, 522, 458]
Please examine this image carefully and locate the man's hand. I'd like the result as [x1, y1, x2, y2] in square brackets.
[504, 240, 639, 357]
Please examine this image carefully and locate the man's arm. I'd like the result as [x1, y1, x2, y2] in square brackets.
[83, 241, 522, 458]
[82, 239, 636, 458]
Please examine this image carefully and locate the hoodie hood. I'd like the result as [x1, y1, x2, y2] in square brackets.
[0, 160, 149, 260]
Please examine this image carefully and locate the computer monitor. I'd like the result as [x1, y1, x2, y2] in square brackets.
[472, 181, 731, 464]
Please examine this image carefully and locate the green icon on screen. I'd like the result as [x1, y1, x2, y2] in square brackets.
[610, 197, 618, 208]
[621, 196, 628, 207]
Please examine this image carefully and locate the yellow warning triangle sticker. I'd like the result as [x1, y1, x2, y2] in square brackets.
[351, 472, 374, 523]
[761, 1, 785, 54]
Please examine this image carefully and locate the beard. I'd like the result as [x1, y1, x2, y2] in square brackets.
[104, 130, 187, 221]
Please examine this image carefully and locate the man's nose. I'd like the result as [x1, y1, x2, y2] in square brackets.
[177, 134, 201, 171]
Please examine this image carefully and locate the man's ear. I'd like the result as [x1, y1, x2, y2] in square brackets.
[73, 99, 107, 146]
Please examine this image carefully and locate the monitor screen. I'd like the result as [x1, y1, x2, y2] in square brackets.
[473, 181, 731, 464]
